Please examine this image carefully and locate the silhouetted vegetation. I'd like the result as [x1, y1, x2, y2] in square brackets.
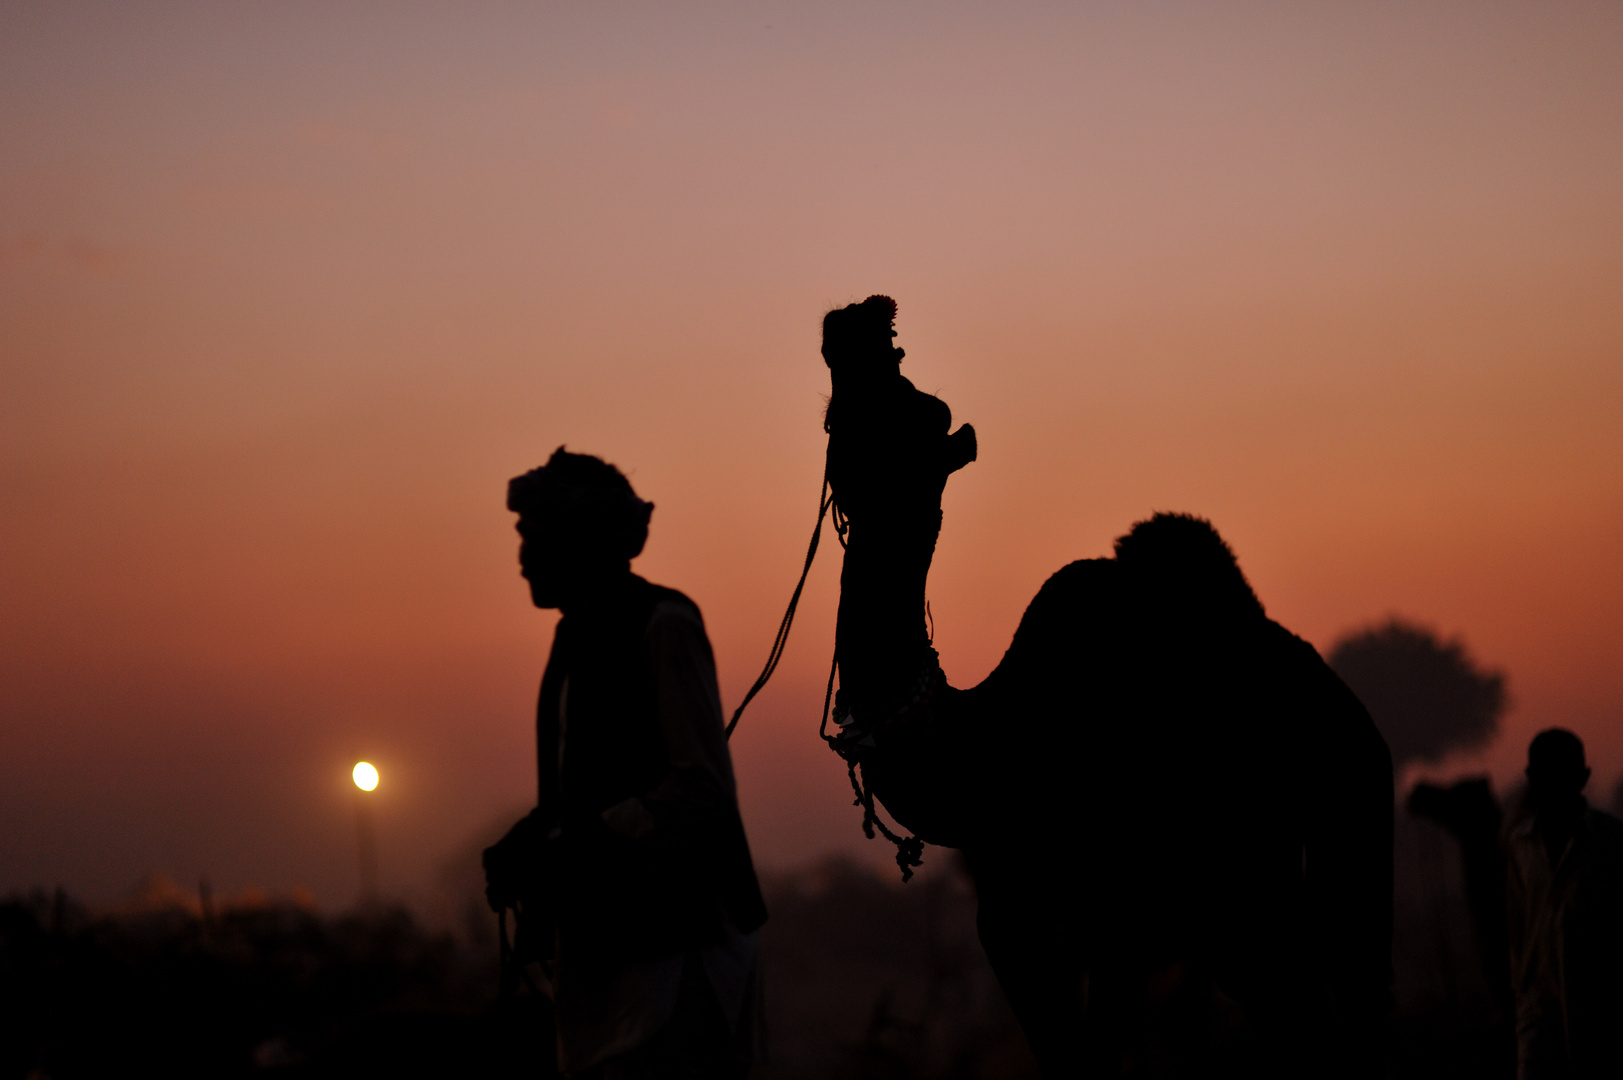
[0, 889, 530, 1078]
[1330, 619, 1507, 768]
[2, 844, 1536, 1078]
[0, 864, 1026, 1079]
[759, 857, 1035, 1080]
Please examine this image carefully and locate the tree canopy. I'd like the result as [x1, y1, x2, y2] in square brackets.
[1329, 619, 1507, 769]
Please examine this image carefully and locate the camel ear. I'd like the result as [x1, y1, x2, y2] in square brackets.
[944, 423, 977, 474]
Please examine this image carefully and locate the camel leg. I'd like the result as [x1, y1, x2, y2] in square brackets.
[969, 855, 1088, 1078]
[976, 905, 1084, 1076]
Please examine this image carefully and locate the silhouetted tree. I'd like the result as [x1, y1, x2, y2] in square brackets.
[1329, 619, 1506, 769]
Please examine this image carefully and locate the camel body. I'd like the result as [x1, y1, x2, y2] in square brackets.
[820, 306, 1393, 1075]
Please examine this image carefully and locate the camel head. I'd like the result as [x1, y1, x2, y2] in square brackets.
[821, 295, 977, 527]
[822, 294, 905, 385]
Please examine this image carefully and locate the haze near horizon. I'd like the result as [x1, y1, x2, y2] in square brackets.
[3, 1, 1621, 909]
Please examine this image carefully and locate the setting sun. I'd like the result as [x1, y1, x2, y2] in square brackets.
[352, 762, 379, 792]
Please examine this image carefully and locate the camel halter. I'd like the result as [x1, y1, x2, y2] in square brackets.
[724, 449, 927, 882]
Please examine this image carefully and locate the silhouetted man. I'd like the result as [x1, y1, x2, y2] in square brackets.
[484, 448, 767, 1079]
[1507, 728, 1623, 1079]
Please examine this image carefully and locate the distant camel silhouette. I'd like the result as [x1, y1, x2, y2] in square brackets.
[819, 296, 1393, 1077]
[1408, 779, 1513, 1022]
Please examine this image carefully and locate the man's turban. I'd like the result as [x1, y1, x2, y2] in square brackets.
[507, 447, 654, 560]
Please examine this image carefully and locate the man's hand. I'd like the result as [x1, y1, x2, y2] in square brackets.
[483, 810, 546, 912]
[600, 796, 657, 841]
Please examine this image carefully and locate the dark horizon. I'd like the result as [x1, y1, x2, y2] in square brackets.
[4, 1, 1622, 912]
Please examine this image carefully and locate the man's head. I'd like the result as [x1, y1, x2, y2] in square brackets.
[822, 295, 904, 374]
[507, 448, 653, 609]
[1525, 727, 1590, 809]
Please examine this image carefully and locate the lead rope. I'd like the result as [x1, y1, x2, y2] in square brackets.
[725, 464, 834, 739]
[725, 450, 925, 882]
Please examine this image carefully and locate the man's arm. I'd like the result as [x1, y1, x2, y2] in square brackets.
[600, 599, 736, 842]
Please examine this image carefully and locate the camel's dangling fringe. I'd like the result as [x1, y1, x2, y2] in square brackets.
[850, 756, 926, 882]
[818, 647, 928, 883]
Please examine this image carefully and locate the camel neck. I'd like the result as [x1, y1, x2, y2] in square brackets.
[834, 513, 941, 715]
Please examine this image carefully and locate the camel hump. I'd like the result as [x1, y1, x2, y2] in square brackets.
[993, 558, 1128, 677]
[1114, 512, 1265, 619]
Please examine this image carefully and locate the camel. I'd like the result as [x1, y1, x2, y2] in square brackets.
[817, 296, 1394, 1077]
[1408, 778, 1514, 1054]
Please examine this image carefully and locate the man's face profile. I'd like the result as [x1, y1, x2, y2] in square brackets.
[517, 515, 569, 609]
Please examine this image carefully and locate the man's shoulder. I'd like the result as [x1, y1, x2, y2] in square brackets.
[640, 584, 719, 680]
[638, 581, 706, 636]
[1587, 807, 1623, 846]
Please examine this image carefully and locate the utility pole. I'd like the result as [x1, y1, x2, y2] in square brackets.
[352, 762, 380, 906]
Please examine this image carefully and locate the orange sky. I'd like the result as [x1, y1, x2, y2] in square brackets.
[3, 2, 1621, 909]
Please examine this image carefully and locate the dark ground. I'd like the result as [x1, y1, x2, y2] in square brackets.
[1, 813, 1509, 1079]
